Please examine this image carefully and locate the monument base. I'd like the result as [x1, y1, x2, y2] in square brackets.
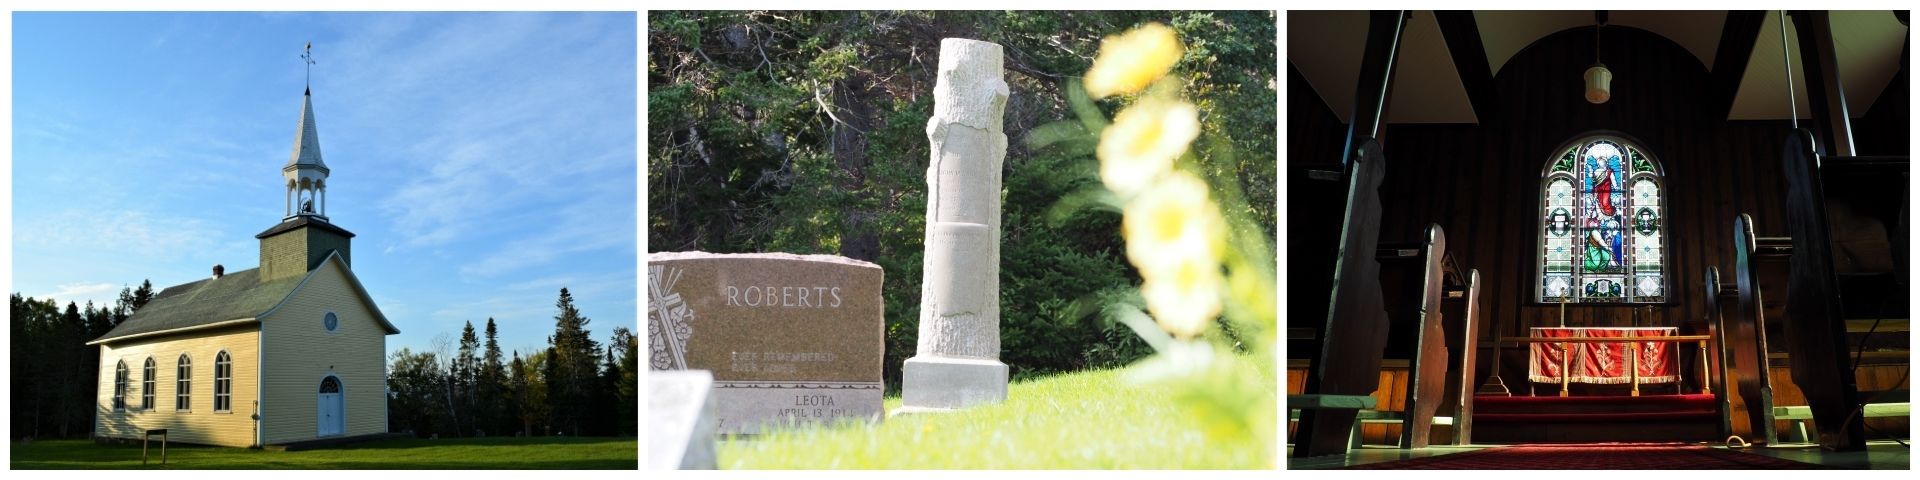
[897, 355, 1008, 413]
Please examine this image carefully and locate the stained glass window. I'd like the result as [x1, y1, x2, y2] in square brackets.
[1539, 136, 1665, 303]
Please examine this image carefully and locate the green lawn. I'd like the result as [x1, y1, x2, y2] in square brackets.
[11, 436, 636, 469]
[721, 359, 1276, 469]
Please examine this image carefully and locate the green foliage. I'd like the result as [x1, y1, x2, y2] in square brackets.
[10, 284, 147, 440]
[648, 11, 1275, 389]
[386, 348, 446, 436]
[10, 437, 636, 469]
[386, 291, 626, 439]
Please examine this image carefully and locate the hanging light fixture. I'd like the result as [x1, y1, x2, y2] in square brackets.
[1585, 11, 1612, 104]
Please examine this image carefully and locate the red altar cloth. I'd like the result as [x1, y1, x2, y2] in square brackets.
[1528, 327, 1678, 384]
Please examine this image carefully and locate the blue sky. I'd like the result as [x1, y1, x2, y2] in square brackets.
[12, 12, 638, 357]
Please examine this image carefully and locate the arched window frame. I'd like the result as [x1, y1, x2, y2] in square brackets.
[141, 357, 156, 411]
[113, 360, 128, 412]
[176, 354, 193, 412]
[1537, 133, 1669, 304]
[214, 350, 233, 412]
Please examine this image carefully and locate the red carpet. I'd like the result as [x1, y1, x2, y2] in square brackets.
[1342, 443, 1836, 469]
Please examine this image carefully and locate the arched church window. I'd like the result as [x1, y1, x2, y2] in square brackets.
[1539, 135, 1666, 303]
[142, 357, 156, 410]
[177, 354, 192, 411]
[214, 351, 233, 412]
[113, 360, 128, 411]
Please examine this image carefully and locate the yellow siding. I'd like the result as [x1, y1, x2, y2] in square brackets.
[259, 258, 390, 445]
[95, 324, 261, 447]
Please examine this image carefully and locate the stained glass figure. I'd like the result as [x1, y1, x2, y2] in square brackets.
[1539, 136, 1665, 303]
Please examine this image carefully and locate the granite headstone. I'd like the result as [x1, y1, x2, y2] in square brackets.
[648, 251, 885, 434]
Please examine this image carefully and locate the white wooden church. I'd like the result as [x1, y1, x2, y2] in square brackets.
[88, 87, 399, 447]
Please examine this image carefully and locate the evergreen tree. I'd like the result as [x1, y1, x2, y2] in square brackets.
[454, 320, 480, 435]
[606, 327, 638, 436]
[10, 294, 39, 438]
[113, 286, 135, 325]
[54, 302, 85, 438]
[544, 288, 599, 435]
[130, 280, 155, 311]
[478, 318, 508, 435]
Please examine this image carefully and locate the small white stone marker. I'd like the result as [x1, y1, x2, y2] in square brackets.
[897, 38, 1011, 414]
[647, 370, 717, 470]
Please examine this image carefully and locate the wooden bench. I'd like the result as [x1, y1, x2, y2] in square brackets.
[1773, 390, 1910, 443]
[1286, 395, 1458, 448]
[1764, 128, 1907, 450]
[1374, 226, 1457, 450]
[1289, 137, 1394, 459]
[1705, 219, 1786, 444]
[1290, 230, 1479, 452]
[143, 428, 168, 466]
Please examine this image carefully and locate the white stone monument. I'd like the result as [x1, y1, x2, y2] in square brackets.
[647, 370, 717, 470]
[897, 38, 1011, 414]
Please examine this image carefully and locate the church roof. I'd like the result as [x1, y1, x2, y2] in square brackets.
[256, 215, 356, 240]
[286, 92, 327, 171]
[88, 252, 398, 345]
[88, 267, 300, 344]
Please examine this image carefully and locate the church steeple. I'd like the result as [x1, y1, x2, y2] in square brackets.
[284, 90, 331, 220]
[259, 46, 354, 283]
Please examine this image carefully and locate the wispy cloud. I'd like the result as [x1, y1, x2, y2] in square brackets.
[318, 13, 635, 256]
[35, 282, 119, 309]
[16, 209, 224, 257]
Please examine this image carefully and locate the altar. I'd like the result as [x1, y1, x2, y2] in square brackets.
[1528, 327, 1680, 385]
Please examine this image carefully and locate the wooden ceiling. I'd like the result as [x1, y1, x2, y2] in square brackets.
[1288, 11, 1909, 124]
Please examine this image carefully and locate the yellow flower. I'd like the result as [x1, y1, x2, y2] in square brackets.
[1084, 23, 1184, 99]
[1122, 172, 1227, 339]
[1140, 253, 1225, 340]
[1123, 172, 1225, 269]
[1098, 100, 1200, 197]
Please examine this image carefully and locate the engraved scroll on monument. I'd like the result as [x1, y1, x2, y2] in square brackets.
[647, 251, 884, 434]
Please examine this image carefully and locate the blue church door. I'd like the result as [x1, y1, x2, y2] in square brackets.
[318, 376, 343, 437]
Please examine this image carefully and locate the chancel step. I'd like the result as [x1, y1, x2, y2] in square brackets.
[1472, 394, 1719, 443]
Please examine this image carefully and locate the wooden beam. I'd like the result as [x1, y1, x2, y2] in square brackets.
[1434, 11, 1499, 126]
[1340, 11, 1409, 167]
[1791, 11, 1857, 156]
[1710, 11, 1766, 121]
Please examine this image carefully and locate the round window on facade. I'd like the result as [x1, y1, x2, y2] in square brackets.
[324, 312, 339, 332]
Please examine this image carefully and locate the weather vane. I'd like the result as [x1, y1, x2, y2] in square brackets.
[301, 42, 317, 94]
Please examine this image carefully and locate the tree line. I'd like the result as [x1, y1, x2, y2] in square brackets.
[9, 281, 156, 439]
[386, 287, 637, 438]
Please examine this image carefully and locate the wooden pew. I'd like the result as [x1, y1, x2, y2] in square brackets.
[1288, 264, 1480, 449]
[1710, 214, 1783, 445]
[1292, 139, 1393, 458]
[1376, 225, 1455, 449]
[1776, 128, 1909, 451]
[1438, 269, 1482, 446]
